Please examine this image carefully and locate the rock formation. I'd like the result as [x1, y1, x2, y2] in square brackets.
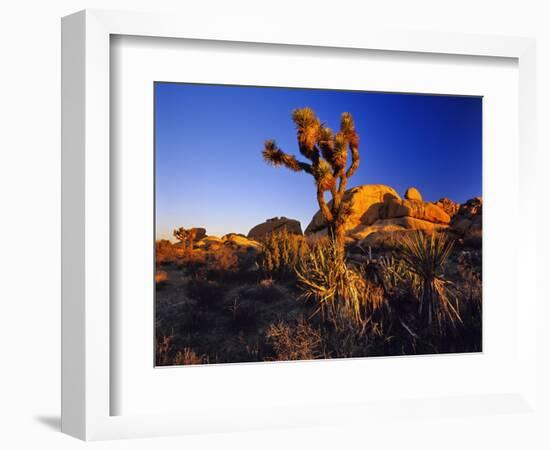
[305, 184, 400, 235]
[247, 217, 302, 239]
[195, 235, 223, 250]
[435, 197, 460, 218]
[450, 197, 482, 248]
[222, 233, 263, 251]
[379, 197, 451, 224]
[304, 184, 452, 244]
[404, 186, 423, 202]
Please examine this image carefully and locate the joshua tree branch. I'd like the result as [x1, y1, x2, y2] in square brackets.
[263, 140, 313, 175]
[262, 108, 361, 253]
[337, 176, 349, 202]
[345, 142, 360, 179]
[298, 161, 314, 174]
[316, 185, 334, 223]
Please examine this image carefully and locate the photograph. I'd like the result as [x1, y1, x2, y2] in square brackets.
[154, 83, 483, 366]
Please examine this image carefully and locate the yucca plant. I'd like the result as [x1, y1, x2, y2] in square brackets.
[262, 108, 361, 253]
[259, 229, 309, 280]
[396, 231, 461, 333]
[296, 239, 383, 329]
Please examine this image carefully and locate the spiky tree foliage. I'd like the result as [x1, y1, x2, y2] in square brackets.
[262, 108, 360, 252]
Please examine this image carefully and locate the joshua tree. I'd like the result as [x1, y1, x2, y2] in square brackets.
[173, 227, 199, 253]
[262, 108, 360, 253]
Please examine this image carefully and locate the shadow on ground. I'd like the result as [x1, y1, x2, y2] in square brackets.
[34, 415, 61, 431]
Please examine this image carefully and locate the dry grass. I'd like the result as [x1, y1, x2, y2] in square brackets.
[155, 239, 179, 264]
[206, 245, 239, 274]
[155, 335, 207, 366]
[174, 348, 207, 365]
[296, 239, 384, 328]
[155, 270, 168, 286]
[155, 225, 481, 363]
[259, 278, 274, 289]
[266, 318, 324, 361]
[155, 335, 173, 366]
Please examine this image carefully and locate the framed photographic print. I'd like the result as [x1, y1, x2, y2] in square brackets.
[62, 9, 538, 441]
[153, 82, 483, 367]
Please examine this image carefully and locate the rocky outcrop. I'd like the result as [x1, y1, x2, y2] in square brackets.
[305, 184, 401, 234]
[404, 187, 423, 202]
[247, 217, 302, 239]
[379, 197, 451, 224]
[457, 197, 482, 220]
[195, 235, 223, 250]
[304, 185, 451, 246]
[451, 197, 482, 233]
[435, 197, 460, 218]
[222, 233, 262, 251]
[450, 197, 482, 248]
[353, 217, 447, 247]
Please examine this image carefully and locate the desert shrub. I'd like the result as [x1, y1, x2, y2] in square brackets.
[296, 239, 385, 329]
[259, 229, 309, 280]
[155, 270, 168, 288]
[174, 347, 207, 365]
[455, 251, 482, 346]
[177, 249, 207, 276]
[206, 245, 239, 277]
[155, 335, 174, 366]
[376, 255, 410, 296]
[223, 282, 292, 331]
[155, 335, 208, 366]
[186, 278, 226, 309]
[266, 318, 325, 361]
[224, 292, 260, 331]
[259, 278, 274, 288]
[156, 239, 179, 265]
[157, 296, 211, 336]
[395, 231, 461, 334]
[226, 282, 289, 305]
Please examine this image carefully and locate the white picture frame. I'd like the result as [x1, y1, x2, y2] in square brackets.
[61, 9, 538, 441]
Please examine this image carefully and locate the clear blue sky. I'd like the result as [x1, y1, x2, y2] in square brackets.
[155, 83, 482, 240]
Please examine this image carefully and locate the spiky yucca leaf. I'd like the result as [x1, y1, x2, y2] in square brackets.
[397, 231, 461, 332]
[296, 239, 384, 327]
[398, 231, 453, 279]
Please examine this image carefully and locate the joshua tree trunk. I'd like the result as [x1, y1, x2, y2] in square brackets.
[262, 108, 361, 254]
[327, 222, 346, 254]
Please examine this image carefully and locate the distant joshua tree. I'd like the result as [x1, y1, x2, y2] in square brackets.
[262, 108, 360, 253]
[173, 227, 199, 253]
